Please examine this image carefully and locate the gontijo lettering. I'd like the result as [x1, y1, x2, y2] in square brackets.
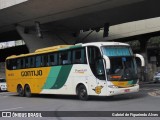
[21, 70, 42, 76]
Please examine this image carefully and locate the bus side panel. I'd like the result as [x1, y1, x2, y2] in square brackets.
[40, 64, 99, 95]
[6, 64, 107, 96]
[70, 64, 100, 96]
[6, 67, 51, 93]
[41, 65, 73, 94]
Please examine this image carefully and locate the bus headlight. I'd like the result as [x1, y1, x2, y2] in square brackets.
[108, 85, 118, 88]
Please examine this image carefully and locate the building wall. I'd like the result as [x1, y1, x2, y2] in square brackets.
[0, 0, 27, 9]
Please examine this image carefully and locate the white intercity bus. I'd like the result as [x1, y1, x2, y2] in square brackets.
[6, 42, 144, 100]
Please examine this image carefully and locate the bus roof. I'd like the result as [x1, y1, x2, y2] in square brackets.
[82, 42, 129, 47]
[6, 42, 130, 59]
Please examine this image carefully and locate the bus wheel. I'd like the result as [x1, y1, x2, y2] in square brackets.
[17, 85, 24, 97]
[24, 85, 32, 97]
[77, 85, 88, 100]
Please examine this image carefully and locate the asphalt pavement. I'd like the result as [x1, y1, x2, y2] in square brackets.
[0, 83, 160, 120]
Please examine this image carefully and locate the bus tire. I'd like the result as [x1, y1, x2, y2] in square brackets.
[24, 84, 32, 97]
[77, 84, 88, 101]
[17, 85, 24, 97]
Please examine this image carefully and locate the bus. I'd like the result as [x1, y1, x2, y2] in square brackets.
[6, 42, 144, 100]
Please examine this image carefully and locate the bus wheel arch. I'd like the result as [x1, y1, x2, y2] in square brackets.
[76, 83, 89, 101]
[17, 84, 24, 97]
[24, 84, 32, 97]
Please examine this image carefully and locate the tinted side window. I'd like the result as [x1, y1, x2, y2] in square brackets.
[14, 58, 25, 69]
[28, 57, 35, 68]
[21, 58, 25, 69]
[7, 60, 12, 70]
[88, 46, 105, 80]
[25, 58, 29, 68]
[88, 46, 101, 64]
[41, 55, 48, 67]
[36, 56, 41, 67]
[72, 48, 87, 64]
[12, 59, 17, 70]
[48, 53, 58, 66]
[59, 51, 71, 65]
[17, 59, 21, 69]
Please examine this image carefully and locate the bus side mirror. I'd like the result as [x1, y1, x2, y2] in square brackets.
[134, 54, 145, 67]
[103, 55, 110, 70]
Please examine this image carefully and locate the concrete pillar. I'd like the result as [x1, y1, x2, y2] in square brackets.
[139, 37, 149, 82]
[16, 25, 77, 52]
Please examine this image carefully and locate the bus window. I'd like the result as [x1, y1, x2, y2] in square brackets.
[25, 58, 29, 68]
[72, 48, 86, 64]
[21, 58, 25, 69]
[88, 46, 105, 80]
[12, 59, 17, 70]
[42, 55, 48, 67]
[88, 46, 101, 64]
[17, 59, 24, 69]
[68, 51, 71, 64]
[72, 49, 81, 64]
[28, 57, 35, 68]
[16, 59, 20, 69]
[36, 56, 41, 67]
[48, 53, 58, 66]
[59, 51, 71, 65]
[95, 59, 105, 80]
[6, 60, 12, 70]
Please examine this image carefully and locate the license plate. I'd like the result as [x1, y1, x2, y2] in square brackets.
[124, 89, 130, 92]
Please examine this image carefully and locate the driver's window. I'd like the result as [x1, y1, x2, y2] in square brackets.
[88, 47, 101, 64]
[88, 46, 105, 80]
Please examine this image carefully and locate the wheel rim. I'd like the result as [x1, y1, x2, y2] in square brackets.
[26, 86, 30, 93]
[78, 85, 88, 100]
[80, 89, 87, 98]
[25, 85, 31, 97]
[17, 86, 23, 96]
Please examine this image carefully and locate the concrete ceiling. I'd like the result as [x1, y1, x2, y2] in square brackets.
[0, 0, 160, 41]
[0, 0, 145, 33]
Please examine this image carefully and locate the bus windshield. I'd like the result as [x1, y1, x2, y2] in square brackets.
[102, 46, 138, 81]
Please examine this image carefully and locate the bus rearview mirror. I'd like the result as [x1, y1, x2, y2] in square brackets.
[134, 54, 145, 67]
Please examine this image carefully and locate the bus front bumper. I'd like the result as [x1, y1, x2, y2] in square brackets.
[106, 84, 139, 96]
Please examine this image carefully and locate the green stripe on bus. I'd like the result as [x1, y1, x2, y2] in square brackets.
[128, 80, 137, 85]
[128, 80, 133, 85]
[51, 65, 72, 89]
[58, 45, 82, 51]
[69, 45, 82, 49]
[43, 66, 62, 89]
[132, 80, 138, 84]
